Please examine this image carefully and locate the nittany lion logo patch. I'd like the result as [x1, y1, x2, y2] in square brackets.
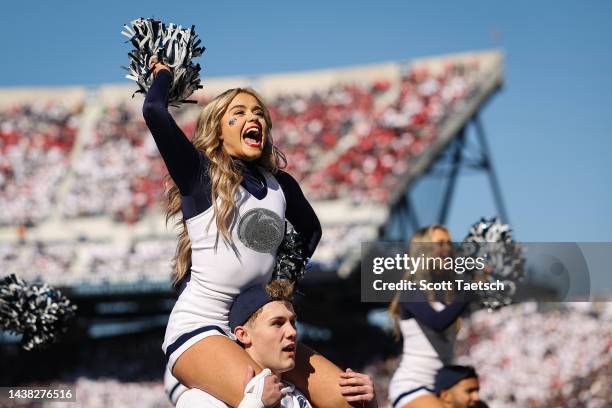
[296, 394, 311, 407]
[237, 208, 284, 253]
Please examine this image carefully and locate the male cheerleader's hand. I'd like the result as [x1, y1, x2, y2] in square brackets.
[339, 368, 378, 407]
[239, 366, 286, 408]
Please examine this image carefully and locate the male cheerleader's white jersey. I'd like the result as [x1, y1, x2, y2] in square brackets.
[175, 383, 312, 408]
[388, 301, 458, 407]
[163, 169, 286, 369]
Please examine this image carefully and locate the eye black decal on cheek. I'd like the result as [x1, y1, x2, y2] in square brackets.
[229, 117, 237, 126]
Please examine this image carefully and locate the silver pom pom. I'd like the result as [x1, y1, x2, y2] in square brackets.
[122, 18, 205, 106]
[271, 225, 308, 285]
[0, 274, 77, 350]
[460, 217, 524, 310]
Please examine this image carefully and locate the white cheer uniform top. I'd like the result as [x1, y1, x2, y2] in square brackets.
[163, 169, 286, 368]
[388, 302, 457, 406]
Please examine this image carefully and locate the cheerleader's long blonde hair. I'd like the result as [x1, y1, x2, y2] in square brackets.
[388, 224, 454, 340]
[166, 88, 286, 287]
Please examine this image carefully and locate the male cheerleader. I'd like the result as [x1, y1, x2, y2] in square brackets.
[168, 283, 377, 407]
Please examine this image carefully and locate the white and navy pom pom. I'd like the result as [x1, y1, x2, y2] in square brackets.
[0, 274, 77, 350]
[122, 18, 205, 106]
[462, 217, 524, 309]
[271, 226, 308, 286]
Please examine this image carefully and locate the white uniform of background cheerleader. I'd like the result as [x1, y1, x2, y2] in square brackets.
[389, 301, 459, 407]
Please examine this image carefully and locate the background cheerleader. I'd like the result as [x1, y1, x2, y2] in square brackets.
[387, 225, 472, 408]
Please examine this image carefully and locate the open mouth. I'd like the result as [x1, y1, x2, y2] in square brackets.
[282, 343, 296, 356]
[242, 124, 263, 148]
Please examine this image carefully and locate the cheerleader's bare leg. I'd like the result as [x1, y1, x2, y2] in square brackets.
[174, 338, 352, 407]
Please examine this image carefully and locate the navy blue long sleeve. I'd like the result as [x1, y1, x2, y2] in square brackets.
[399, 292, 469, 332]
[142, 70, 202, 195]
[142, 70, 321, 257]
[275, 171, 322, 258]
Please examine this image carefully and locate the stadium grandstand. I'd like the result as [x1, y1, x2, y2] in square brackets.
[2, 49, 610, 408]
[0, 49, 502, 287]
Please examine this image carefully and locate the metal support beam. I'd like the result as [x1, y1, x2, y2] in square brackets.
[473, 115, 510, 223]
[382, 115, 509, 243]
[437, 127, 466, 224]
[405, 195, 421, 233]
[382, 189, 421, 241]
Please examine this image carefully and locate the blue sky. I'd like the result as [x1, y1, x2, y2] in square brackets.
[2, 0, 611, 241]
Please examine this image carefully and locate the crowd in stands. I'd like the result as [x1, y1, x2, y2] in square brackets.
[0, 101, 80, 226]
[44, 379, 170, 408]
[546, 359, 612, 408]
[2, 223, 366, 287]
[2, 238, 173, 287]
[305, 61, 482, 202]
[269, 81, 386, 181]
[62, 103, 179, 223]
[80, 237, 173, 285]
[454, 302, 612, 408]
[0, 58, 486, 229]
[1, 241, 76, 286]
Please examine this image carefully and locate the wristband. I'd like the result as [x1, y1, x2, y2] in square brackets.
[237, 368, 273, 408]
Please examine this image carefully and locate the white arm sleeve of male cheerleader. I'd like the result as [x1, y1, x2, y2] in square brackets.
[237, 368, 274, 408]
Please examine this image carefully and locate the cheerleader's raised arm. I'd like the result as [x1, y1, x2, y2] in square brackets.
[142, 68, 205, 200]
